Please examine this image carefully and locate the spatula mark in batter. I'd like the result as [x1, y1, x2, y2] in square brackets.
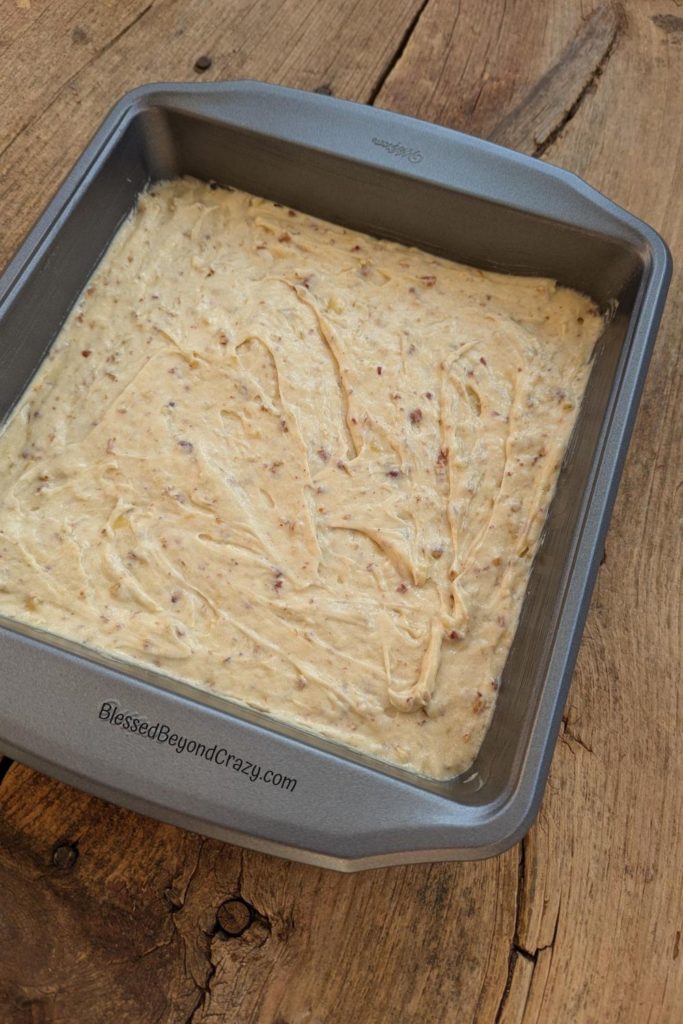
[281, 280, 360, 461]
[387, 616, 443, 713]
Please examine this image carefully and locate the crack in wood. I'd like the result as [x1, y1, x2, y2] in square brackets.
[561, 716, 595, 756]
[93, 1, 156, 62]
[495, 848, 562, 1020]
[165, 838, 216, 1024]
[182, 838, 207, 906]
[514, 933, 560, 964]
[183, 912, 272, 1023]
[107, 931, 177, 968]
[490, 3, 624, 157]
[513, 942, 536, 963]
[185, 951, 218, 1024]
[367, 0, 431, 105]
[494, 838, 527, 1022]
[176, 843, 271, 1023]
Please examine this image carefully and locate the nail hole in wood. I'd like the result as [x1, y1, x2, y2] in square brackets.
[52, 841, 79, 871]
[216, 897, 254, 937]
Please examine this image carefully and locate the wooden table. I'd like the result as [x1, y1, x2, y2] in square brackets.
[0, 2, 681, 1021]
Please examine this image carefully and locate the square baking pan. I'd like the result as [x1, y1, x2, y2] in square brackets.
[0, 82, 671, 870]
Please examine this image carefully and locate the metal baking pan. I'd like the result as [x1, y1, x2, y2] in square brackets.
[0, 81, 671, 870]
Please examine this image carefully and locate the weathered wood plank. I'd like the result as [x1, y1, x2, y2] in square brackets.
[0, 762, 518, 1023]
[378, 0, 683, 1020]
[0, 762, 212, 1022]
[375, 0, 588, 140]
[0, 0, 54, 51]
[0, 0, 152, 156]
[0, 0, 423, 271]
[505, 1, 683, 1017]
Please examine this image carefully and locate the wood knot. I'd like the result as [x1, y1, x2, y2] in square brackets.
[216, 898, 254, 938]
[52, 841, 79, 871]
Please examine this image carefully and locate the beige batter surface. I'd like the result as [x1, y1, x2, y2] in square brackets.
[0, 178, 603, 778]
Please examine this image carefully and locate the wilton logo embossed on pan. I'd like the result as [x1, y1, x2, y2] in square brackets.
[371, 137, 424, 164]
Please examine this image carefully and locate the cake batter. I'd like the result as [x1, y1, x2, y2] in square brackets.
[0, 178, 602, 778]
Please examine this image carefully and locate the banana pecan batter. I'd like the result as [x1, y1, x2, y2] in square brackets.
[0, 178, 602, 778]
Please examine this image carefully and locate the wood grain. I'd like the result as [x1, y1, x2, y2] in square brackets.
[375, 0, 587, 139]
[381, 1, 682, 1019]
[490, 3, 622, 155]
[0, 0, 152, 157]
[504, 1, 683, 1017]
[0, 0, 681, 1021]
